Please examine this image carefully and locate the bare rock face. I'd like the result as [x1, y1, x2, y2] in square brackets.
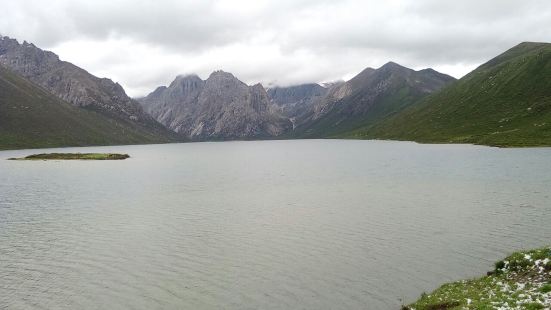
[0, 36, 163, 130]
[140, 74, 205, 133]
[267, 84, 328, 118]
[139, 71, 292, 139]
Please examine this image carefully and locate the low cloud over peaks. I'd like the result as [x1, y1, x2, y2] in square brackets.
[2, 0, 550, 96]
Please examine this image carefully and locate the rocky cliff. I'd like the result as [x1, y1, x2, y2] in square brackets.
[139, 71, 291, 139]
[267, 83, 328, 118]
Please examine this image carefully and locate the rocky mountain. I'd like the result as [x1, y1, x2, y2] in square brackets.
[140, 64, 454, 140]
[0, 36, 174, 140]
[352, 42, 551, 147]
[0, 65, 173, 150]
[267, 83, 328, 118]
[292, 62, 456, 137]
[139, 71, 292, 139]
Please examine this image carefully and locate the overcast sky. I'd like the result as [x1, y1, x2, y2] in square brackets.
[1, 0, 550, 97]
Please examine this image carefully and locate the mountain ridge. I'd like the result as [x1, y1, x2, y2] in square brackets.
[0, 36, 175, 141]
[345, 42, 551, 146]
[142, 62, 454, 140]
[2, 35, 547, 148]
[0, 65, 174, 150]
[289, 61, 456, 138]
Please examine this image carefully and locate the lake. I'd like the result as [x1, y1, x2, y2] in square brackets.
[1, 140, 550, 309]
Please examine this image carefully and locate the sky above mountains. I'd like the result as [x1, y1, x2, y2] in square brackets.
[1, 0, 550, 97]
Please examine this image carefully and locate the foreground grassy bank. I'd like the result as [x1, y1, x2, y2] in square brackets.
[8, 153, 130, 160]
[405, 247, 551, 309]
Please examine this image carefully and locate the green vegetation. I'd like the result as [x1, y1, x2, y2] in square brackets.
[0, 65, 176, 150]
[293, 82, 428, 139]
[342, 42, 551, 147]
[405, 247, 551, 310]
[8, 153, 130, 160]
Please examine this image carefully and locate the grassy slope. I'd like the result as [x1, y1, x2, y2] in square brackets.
[344, 43, 551, 147]
[292, 81, 428, 138]
[406, 247, 551, 310]
[0, 66, 176, 150]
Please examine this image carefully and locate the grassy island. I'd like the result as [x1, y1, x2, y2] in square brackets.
[8, 153, 130, 160]
[405, 247, 551, 310]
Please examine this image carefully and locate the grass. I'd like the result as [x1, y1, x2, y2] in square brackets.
[342, 42, 551, 147]
[0, 65, 177, 151]
[290, 67, 454, 139]
[8, 153, 130, 160]
[405, 247, 551, 310]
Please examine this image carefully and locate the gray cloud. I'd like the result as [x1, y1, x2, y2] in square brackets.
[1, 0, 550, 96]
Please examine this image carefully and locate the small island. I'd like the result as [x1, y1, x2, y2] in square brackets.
[8, 153, 130, 160]
[405, 247, 551, 310]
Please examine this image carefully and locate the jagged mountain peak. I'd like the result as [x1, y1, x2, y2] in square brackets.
[320, 81, 345, 89]
[172, 73, 202, 82]
[139, 71, 291, 139]
[169, 74, 204, 89]
[208, 70, 237, 80]
[380, 61, 403, 68]
[418, 68, 439, 74]
[250, 83, 266, 90]
[357, 66, 377, 74]
[378, 61, 411, 73]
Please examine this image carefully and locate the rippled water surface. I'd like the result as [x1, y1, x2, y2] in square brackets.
[1, 140, 550, 309]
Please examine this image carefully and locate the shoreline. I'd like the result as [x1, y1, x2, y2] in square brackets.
[2, 138, 551, 153]
[404, 247, 551, 309]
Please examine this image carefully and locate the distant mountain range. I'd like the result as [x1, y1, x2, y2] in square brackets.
[140, 62, 455, 139]
[0, 35, 549, 149]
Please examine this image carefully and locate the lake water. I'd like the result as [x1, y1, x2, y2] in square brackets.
[1, 140, 550, 309]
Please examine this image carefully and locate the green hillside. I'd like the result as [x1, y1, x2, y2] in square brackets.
[406, 247, 551, 310]
[291, 63, 455, 139]
[294, 78, 436, 138]
[344, 42, 551, 147]
[0, 66, 176, 150]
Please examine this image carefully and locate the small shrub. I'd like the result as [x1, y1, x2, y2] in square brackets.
[495, 260, 505, 272]
[540, 284, 551, 293]
[524, 303, 544, 310]
[507, 257, 531, 271]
